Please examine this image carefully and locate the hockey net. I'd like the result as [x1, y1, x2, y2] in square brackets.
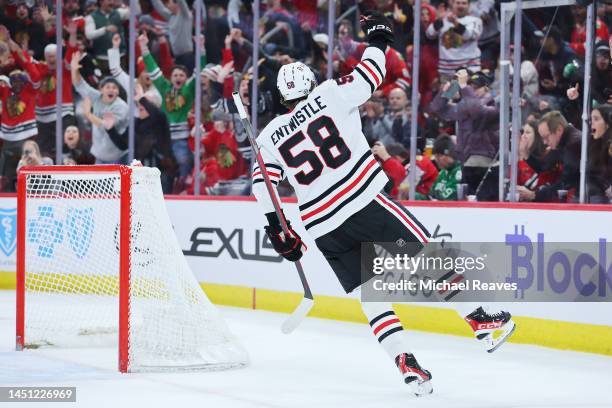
[16, 165, 248, 372]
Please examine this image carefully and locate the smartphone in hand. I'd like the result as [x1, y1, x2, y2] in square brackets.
[441, 80, 461, 99]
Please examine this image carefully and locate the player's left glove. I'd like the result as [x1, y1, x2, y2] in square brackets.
[360, 11, 394, 46]
[264, 211, 307, 262]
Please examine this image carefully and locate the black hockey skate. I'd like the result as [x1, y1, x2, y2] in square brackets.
[465, 307, 516, 353]
[395, 353, 433, 396]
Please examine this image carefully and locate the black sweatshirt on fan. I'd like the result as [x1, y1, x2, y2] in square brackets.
[106, 96, 175, 169]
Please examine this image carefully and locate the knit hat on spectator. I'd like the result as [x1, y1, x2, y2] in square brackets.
[9, 69, 29, 84]
[312, 33, 329, 47]
[595, 40, 610, 56]
[202, 63, 221, 82]
[212, 110, 232, 122]
[138, 15, 155, 28]
[432, 135, 456, 158]
[44, 44, 56, 57]
[99, 76, 121, 89]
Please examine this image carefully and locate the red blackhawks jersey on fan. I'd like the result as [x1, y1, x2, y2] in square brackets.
[0, 50, 41, 141]
[252, 46, 389, 238]
[339, 43, 410, 96]
[29, 45, 78, 123]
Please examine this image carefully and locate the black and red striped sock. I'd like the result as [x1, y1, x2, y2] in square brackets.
[361, 301, 410, 360]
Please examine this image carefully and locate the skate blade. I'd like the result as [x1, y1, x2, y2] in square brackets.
[486, 320, 516, 353]
[408, 379, 433, 397]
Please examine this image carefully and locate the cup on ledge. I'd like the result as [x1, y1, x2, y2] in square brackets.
[457, 183, 468, 200]
[466, 195, 477, 202]
[557, 189, 568, 203]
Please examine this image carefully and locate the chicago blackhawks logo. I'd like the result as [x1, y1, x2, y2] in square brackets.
[5, 94, 26, 117]
[40, 75, 56, 94]
[164, 90, 186, 112]
[442, 30, 465, 49]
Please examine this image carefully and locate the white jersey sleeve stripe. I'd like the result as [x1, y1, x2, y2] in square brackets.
[254, 163, 284, 175]
[252, 163, 285, 185]
[363, 58, 384, 80]
[332, 46, 386, 108]
[358, 61, 381, 87]
[252, 170, 282, 179]
[252, 179, 278, 186]
[362, 59, 384, 85]
[253, 164, 284, 178]
[354, 65, 376, 93]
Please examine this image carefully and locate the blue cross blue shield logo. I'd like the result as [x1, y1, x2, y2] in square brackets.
[27, 206, 64, 258]
[66, 208, 95, 259]
[0, 208, 16, 256]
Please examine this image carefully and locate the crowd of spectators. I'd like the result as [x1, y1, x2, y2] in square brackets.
[0, 0, 609, 203]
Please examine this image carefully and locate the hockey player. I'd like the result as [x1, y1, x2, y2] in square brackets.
[251, 12, 515, 396]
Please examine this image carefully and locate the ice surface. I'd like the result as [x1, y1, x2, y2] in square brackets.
[1, 291, 611, 408]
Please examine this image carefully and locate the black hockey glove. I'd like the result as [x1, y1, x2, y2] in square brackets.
[360, 11, 394, 47]
[264, 212, 307, 262]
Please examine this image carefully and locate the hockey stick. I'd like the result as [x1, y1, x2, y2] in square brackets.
[231, 92, 314, 334]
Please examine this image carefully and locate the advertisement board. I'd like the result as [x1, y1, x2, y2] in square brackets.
[167, 197, 612, 325]
[0, 197, 17, 273]
[1, 194, 610, 330]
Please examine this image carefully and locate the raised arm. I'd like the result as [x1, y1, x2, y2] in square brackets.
[185, 35, 207, 94]
[333, 47, 386, 107]
[456, 16, 482, 41]
[220, 35, 236, 98]
[9, 40, 41, 85]
[71, 52, 100, 99]
[333, 12, 393, 107]
[428, 86, 459, 122]
[140, 33, 171, 95]
[64, 22, 79, 65]
[117, 6, 131, 21]
[84, 14, 109, 40]
[426, 6, 446, 40]
[177, 0, 191, 18]
[157, 34, 174, 78]
[108, 34, 130, 92]
[425, 21, 440, 39]
[151, 0, 171, 21]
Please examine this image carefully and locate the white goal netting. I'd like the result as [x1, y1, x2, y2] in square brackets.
[21, 166, 248, 372]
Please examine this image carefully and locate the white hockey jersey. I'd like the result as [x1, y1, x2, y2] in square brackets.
[425, 15, 483, 76]
[252, 46, 390, 239]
